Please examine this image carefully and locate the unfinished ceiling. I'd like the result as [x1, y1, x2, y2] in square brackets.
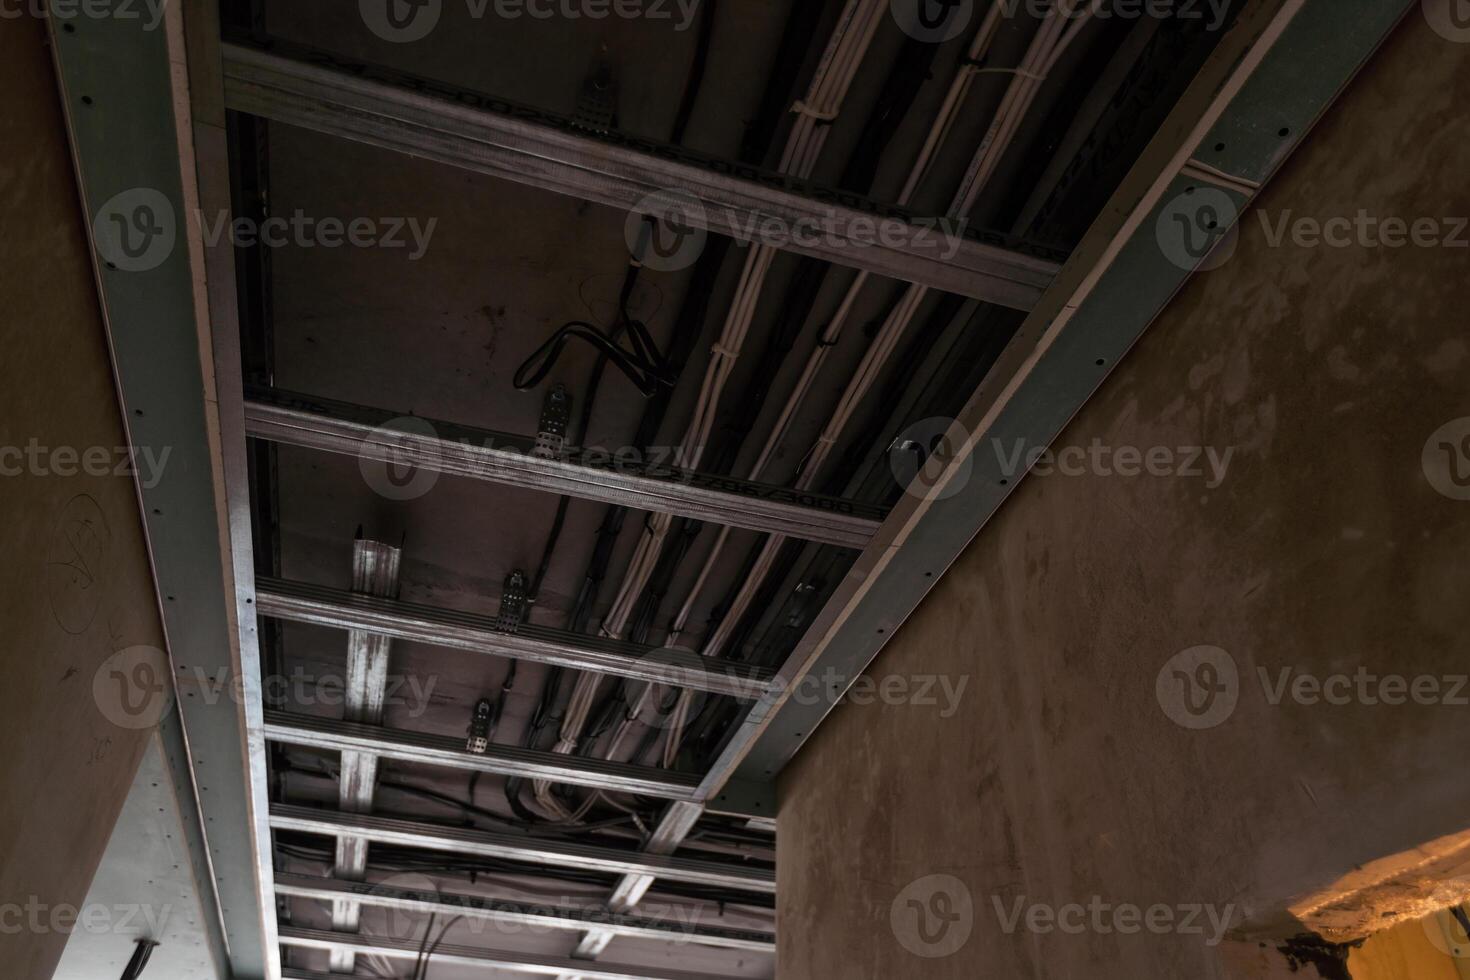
[48, 0, 1286, 975]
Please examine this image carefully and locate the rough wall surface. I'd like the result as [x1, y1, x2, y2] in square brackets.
[778, 10, 1470, 980]
[0, 14, 165, 978]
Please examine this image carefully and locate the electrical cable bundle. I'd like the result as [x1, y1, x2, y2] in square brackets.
[529, 0, 891, 823]
[591, 0, 1099, 771]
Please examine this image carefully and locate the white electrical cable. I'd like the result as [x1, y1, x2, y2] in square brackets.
[533, 0, 889, 819]
[599, 0, 1097, 782]
[643, 0, 1096, 761]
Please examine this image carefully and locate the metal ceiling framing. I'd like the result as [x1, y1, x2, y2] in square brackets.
[53, 0, 1416, 977]
[269, 806, 775, 894]
[263, 712, 705, 800]
[254, 577, 773, 698]
[554, 4, 1421, 971]
[326, 539, 401, 972]
[217, 39, 1065, 311]
[244, 388, 886, 548]
[276, 928, 755, 980]
[271, 873, 775, 953]
[703, 0, 1419, 791]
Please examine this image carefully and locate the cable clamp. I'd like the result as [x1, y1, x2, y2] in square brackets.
[815, 432, 839, 446]
[710, 343, 739, 361]
[790, 100, 840, 122]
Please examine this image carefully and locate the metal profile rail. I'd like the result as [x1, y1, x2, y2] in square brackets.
[269, 805, 777, 895]
[264, 711, 703, 800]
[328, 540, 400, 972]
[219, 41, 1064, 311]
[244, 388, 884, 549]
[273, 873, 775, 953]
[255, 577, 772, 699]
[278, 928, 752, 980]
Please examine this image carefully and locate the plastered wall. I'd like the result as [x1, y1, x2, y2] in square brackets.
[0, 14, 169, 979]
[778, 9, 1470, 979]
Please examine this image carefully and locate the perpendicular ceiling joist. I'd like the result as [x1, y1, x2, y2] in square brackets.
[277, 927, 755, 980]
[269, 805, 776, 894]
[264, 711, 704, 800]
[219, 40, 1063, 310]
[273, 872, 776, 952]
[255, 577, 773, 699]
[244, 387, 884, 548]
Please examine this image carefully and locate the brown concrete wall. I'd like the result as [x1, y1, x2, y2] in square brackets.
[778, 10, 1470, 980]
[0, 14, 169, 979]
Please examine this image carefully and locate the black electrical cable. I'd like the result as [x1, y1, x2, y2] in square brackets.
[413, 914, 463, 980]
[512, 309, 675, 398]
[119, 940, 158, 980]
